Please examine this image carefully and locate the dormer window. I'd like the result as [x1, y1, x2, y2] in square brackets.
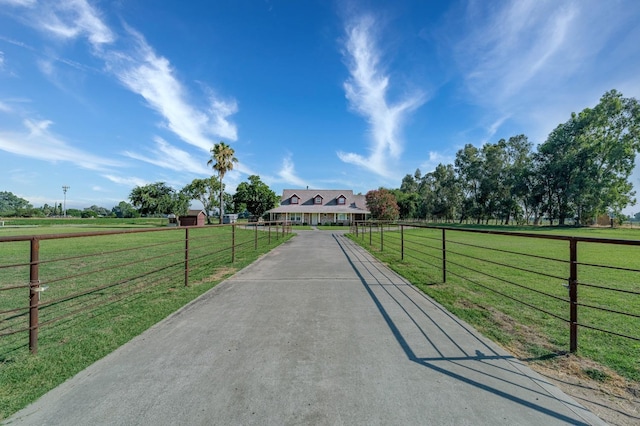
[291, 195, 299, 204]
[337, 196, 346, 205]
[314, 196, 323, 205]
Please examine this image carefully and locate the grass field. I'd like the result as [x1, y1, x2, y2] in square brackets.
[0, 223, 292, 420]
[349, 224, 640, 384]
[0, 216, 167, 228]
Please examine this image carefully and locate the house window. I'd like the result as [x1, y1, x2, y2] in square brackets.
[291, 196, 299, 204]
[337, 196, 346, 205]
[290, 213, 302, 222]
[337, 213, 348, 221]
[314, 196, 322, 205]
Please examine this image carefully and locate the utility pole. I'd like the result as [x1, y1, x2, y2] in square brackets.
[62, 186, 69, 217]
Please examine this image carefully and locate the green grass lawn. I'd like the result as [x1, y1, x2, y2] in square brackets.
[0, 217, 167, 228]
[0, 224, 292, 420]
[348, 224, 640, 383]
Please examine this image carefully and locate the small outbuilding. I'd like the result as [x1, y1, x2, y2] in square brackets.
[223, 214, 238, 224]
[179, 210, 206, 227]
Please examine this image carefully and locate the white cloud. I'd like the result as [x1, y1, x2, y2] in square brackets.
[102, 174, 149, 188]
[457, 1, 578, 104]
[104, 28, 238, 151]
[3, 0, 114, 47]
[0, 0, 37, 6]
[483, 115, 511, 142]
[9, 1, 238, 156]
[452, 0, 640, 141]
[37, 58, 54, 76]
[124, 136, 211, 174]
[0, 100, 11, 113]
[0, 119, 123, 171]
[419, 151, 455, 174]
[338, 14, 425, 177]
[276, 154, 309, 188]
[35, 0, 114, 47]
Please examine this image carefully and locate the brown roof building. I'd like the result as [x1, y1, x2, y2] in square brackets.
[179, 210, 206, 227]
[267, 189, 370, 225]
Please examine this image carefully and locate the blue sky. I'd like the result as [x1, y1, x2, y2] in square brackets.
[1, 0, 640, 214]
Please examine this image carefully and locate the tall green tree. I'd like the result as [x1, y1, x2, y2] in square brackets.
[112, 201, 139, 218]
[392, 189, 420, 219]
[0, 191, 31, 215]
[428, 164, 461, 222]
[396, 169, 422, 219]
[537, 90, 640, 224]
[503, 135, 535, 224]
[129, 182, 189, 217]
[233, 175, 279, 218]
[207, 142, 238, 224]
[181, 177, 221, 224]
[454, 144, 483, 223]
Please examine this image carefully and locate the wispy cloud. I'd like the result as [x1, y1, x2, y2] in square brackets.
[0, 0, 37, 7]
[452, 0, 640, 141]
[338, 14, 426, 177]
[102, 174, 149, 188]
[105, 28, 238, 151]
[276, 154, 309, 188]
[123, 136, 211, 175]
[419, 151, 455, 174]
[3, 0, 115, 47]
[484, 115, 510, 142]
[6, 0, 239, 166]
[0, 119, 123, 171]
[457, 1, 578, 104]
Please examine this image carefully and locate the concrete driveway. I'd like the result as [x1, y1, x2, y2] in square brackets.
[5, 230, 604, 425]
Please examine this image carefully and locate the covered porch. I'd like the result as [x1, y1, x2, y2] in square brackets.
[269, 212, 368, 225]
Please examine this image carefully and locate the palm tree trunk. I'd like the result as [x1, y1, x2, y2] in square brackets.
[219, 176, 224, 224]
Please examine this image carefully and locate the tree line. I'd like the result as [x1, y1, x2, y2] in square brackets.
[2, 142, 280, 222]
[129, 142, 279, 223]
[369, 90, 640, 225]
[0, 191, 140, 218]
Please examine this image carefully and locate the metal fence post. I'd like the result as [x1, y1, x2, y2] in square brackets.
[268, 222, 271, 244]
[369, 222, 372, 245]
[569, 238, 578, 353]
[380, 223, 384, 252]
[442, 229, 447, 283]
[29, 238, 40, 354]
[232, 224, 236, 263]
[184, 227, 189, 287]
[401, 225, 404, 260]
[254, 224, 258, 250]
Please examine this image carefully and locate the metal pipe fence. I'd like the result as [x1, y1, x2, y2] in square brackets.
[351, 221, 640, 354]
[0, 222, 292, 354]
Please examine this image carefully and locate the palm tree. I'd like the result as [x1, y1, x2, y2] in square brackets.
[207, 141, 238, 224]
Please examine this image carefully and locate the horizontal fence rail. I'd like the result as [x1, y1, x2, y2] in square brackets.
[0, 222, 292, 354]
[351, 221, 640, 356]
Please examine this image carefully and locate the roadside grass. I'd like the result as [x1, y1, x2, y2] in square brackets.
[0, 225, 292, 420]
[0, 217, 166, 228]
[348, 225, 640, 383]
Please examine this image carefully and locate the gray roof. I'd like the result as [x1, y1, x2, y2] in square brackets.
[267, 189, 370, 214]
